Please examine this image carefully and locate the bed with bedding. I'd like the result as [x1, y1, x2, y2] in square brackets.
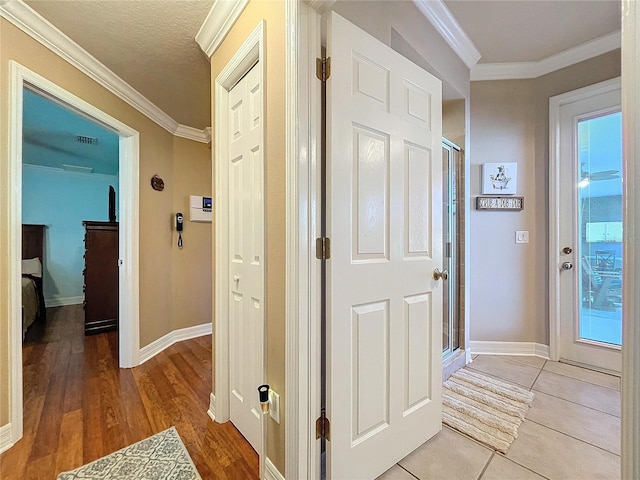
[22, 224, 46, 339]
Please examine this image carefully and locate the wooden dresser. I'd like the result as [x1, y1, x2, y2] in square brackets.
[83, 221, 118, 335]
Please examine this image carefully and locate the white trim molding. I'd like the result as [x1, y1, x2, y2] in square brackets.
[207, 393, 216, 422]
[44, 296, 84, 308]
[265, 458, 286, 480]
[286, 3, 321, 479]
[412, 0, 481, 69]
[305, 0, 336, 14]
[622, 0, 640, 476]
[0, 0, 210, 140]
[470, 341, 550, 359]
[8, 60, 141, 448]
[472, 31, 621, 81]
[138, 322, 212, 365]
[0, 424, 13, 454]
[195, 0, 249, 58]
[174, 124, 211, 143]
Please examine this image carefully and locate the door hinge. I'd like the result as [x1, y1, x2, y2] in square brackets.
[316, 57, 331, 82]
[316, 237, 331, 260]
[316, 413, 331, 440]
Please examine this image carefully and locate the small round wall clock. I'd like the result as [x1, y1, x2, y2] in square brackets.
[151, 174, 165, 191]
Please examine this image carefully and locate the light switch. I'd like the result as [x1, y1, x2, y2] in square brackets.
[516, 231, 529, 244]
[269, 389, 280, 424]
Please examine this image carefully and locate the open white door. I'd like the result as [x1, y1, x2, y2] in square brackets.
[326, 12, 443, 479]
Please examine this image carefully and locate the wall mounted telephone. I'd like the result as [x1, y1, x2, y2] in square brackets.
[176, 213, 184, 248]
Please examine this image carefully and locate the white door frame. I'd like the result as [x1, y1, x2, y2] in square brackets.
[285, 2, 322, 478]
[621, 0, 640, 476]
[6, 61, 140, 448]
[212, 20, 265, 425]
[548, 77, 621, 363]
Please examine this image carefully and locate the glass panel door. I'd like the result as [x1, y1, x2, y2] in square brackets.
[577, 112, 623, 346]
[442, 140, 460, 357]
[556, 81, 621, 372]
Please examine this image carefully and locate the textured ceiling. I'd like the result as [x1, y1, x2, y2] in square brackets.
[444, 0, 621, 64]
[26, 0, 214, 130]
[23, 88, 120, 176]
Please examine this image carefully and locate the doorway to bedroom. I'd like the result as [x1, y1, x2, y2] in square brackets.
[21, 87, 121, 345]
[7, 62, 140, 450]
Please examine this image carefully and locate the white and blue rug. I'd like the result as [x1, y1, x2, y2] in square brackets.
[57, 426, 202, 480]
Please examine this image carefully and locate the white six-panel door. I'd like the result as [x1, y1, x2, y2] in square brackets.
[228, 63, 264, 452]
[326, 12, 443, 479]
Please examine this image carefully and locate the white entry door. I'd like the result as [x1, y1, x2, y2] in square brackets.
[326, 12, 443, 479]
[554, 79, 622, 373]
[228, 63, 264, 451]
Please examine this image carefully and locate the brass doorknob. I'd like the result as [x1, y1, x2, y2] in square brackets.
[433, 268, 448, 281]
[563, 247, 573, 254]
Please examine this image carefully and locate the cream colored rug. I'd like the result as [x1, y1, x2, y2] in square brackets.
[443, 368, 535, 453]
[57, 427, 201, 479]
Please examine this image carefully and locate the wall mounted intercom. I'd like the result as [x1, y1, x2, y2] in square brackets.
[176, 212, 184, 248]
[190, 195, 212, 222]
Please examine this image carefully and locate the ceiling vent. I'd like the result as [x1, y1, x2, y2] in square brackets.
[76, 135, 98, 145]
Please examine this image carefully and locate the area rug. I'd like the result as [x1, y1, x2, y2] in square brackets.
[57, 426, 202, 480]
[442, 368, 535, 454]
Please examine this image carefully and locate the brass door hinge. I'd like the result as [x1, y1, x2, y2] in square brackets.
[316, 237, 331, 260]
[316, 57, 331, 82]
[316, 413, 331, 440]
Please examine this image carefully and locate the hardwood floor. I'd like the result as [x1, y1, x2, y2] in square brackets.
[0, 305, 258, 479]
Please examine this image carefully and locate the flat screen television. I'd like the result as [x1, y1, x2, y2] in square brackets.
[109, 185, 116, 222]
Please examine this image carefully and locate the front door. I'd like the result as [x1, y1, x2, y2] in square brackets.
[326, 12, 443, 479]
[228, 63, 265, 451]
[555, 79, 622, 373]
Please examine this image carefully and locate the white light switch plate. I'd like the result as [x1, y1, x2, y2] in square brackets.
[516, 231, 529, 244]
[269, 389, 280, 424]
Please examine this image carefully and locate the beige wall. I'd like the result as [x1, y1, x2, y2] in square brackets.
[469, 50, 621, 345]
[443, 99, 466, 148]
[172, 137, 213, 331]
[0, 19, 212, 428]
[208, 1, 286, 472]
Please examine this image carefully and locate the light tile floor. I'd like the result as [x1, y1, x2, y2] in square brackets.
[378, 355, 621, 480]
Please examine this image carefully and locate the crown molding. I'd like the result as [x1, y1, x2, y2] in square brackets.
[195, 0, 249, 58]
[306, 0, 337, 14]
[412, 0, 481, 69]
[175, 124, 210, 143]
[0, 0, 210, 142]
[471, 30, 621, 81]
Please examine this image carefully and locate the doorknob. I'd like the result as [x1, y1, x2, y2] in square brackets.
[563, 247, 573, 254]
[433, 268, 448, 281]
[561, 262, 573, 270]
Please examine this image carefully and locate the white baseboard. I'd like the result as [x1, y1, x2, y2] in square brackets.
[470, 341, 550, 359]
[265, 457, 285, 480]
[0, 423, 13, 454]
[45, 296, 84, 308]
[139, 322, 212, 365]
[207, 392, 216, 422]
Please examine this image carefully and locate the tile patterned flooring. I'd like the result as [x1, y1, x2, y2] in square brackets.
[379, 355, 621, 480]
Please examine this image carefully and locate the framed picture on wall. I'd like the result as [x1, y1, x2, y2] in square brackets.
[482, 162, 517, 195]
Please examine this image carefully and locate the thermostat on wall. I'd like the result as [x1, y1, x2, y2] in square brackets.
[190, 195, 212, 222]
